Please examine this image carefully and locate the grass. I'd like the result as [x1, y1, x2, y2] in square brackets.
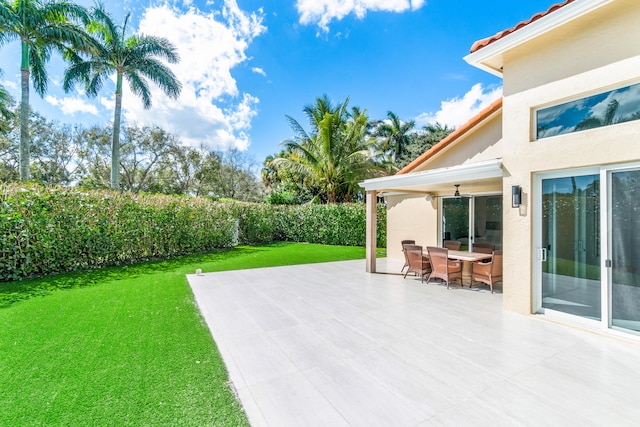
[0, 242, 365, 426]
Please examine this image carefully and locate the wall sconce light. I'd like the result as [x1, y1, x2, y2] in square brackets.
[512, 185, 522, 208]
[424, 193, 435, 202]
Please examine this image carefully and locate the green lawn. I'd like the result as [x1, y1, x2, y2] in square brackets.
[0, 243, 365, 426]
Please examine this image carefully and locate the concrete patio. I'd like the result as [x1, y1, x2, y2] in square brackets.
[188, 260, 640, 426]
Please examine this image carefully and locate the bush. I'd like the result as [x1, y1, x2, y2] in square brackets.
[0, 184, 236, 281]
[265, 190, 301, 205]
[226, 201, 386, 248]
[0, 183, 386, 281]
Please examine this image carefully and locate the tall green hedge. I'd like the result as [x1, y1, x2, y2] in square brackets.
[0, 184, 386, 281]
[228, 202, 386, 247]
[0, 184, 236, 281]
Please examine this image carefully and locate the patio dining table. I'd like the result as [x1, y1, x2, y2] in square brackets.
[446, 249, 492, 286]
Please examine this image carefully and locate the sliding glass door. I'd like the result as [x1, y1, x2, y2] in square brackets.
[441, 195, 502, 251]
[536, 166, 640, 335]
[540, 174, 600, 321]
[442, 197, 470, 249]
[610, 169, 640, 332]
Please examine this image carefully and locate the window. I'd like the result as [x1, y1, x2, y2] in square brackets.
[536, 82, 640, 140]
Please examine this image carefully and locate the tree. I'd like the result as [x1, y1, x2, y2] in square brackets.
[272, 95, 383, 204]
[0, 70, 14, 135]
[156, 145, 221, 196]
[397, 122, 454, 169]
[29, 114, 85, 185]
[0, 106, 90, 184]
[215, 149, 262, 202]
[64, 5, 181, 189]
[0, 0, 90, 181]
[0, 69, 13, 122]
[262, 151, 316, 203]
[0, 105, 18, 180]
[373, 111, 415, 162]
[119, 125, 176, 193]
[76, 124, 112, 189]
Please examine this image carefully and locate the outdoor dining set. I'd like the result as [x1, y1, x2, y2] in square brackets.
[401, 240, 503, 293]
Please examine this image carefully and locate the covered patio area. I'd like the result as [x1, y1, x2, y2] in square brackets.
[188, 260, 640, 426]
[362, 158, 505, 274]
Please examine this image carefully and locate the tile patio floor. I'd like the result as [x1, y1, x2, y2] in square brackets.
[187, 260, 640, 426]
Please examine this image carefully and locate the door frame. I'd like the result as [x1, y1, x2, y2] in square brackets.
[533, 162, 640, 335]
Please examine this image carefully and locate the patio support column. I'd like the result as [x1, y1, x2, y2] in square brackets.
[366, 190, 377, 273]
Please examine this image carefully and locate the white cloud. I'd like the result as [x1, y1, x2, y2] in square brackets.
[1, 80, 17, 90]
[297, 0, 425, 32]
[45, 95, 99, 116]
[122, 1, 265, 150]
[251, 67, 266, 76]
[415, 83, 502, 129]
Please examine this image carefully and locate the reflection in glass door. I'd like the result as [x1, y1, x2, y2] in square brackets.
[611, 170, 640, 332]
[442, 195, 502, 251]
[442, 197, 470, 249]
[541, 175, 601, 320]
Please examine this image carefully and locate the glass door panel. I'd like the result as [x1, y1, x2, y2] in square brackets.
[442, 198, 470, 250]
[541, 175, 601, 320]
[473, 195, 502, 251]
[611, 170, 640, 332]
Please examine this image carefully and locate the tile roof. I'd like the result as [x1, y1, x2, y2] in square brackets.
[396, 97, 503, 175]
[470, 0, 575, 53]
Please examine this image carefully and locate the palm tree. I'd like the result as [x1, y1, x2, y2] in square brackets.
[0, 70, 14, 131]
[395, 121, 454, 169]
[574, 99, 619, 132]
[273, 96, 383, 203]
[0, 0, 90, 181]
[374, 111, 415, 162]
[64, 6, 181, 189]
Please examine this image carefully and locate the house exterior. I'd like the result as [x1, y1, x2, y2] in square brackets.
[361, 0, 640, 337]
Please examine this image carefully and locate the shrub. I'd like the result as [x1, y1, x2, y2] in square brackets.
[0, 183, 386, 281]
[265, 190, 301, 205]
[0, 184, 236, 281]
[227, 201, 386, 248]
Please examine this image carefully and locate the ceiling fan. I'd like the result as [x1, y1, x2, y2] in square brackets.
[453, 184, 471, 199]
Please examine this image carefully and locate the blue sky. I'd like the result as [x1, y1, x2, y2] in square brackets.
[0, 0, 557, 163]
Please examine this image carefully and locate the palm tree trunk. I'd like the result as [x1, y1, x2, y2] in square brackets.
[327, 186, 336, 204]
[19, 41, 30, 181]
[111, 72, 123, 189]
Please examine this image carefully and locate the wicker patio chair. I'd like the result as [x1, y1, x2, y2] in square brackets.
[443, 240, 462, 250]
[401, 240, 416, 273]
[403, 244, 431, 283]
[426, 246, 463, 289]
[472, 242, 494, 254]
[471, 250, 503, 293]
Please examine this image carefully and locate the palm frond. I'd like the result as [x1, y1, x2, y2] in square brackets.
[126, 70, 151, 109]
[284, 115, 310, 141]
[134, 58, 181, 99]
[129, 34, 180, 64]
[29, 45, 51, 96]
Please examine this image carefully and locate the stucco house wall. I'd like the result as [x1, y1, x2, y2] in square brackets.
[500, 0, 640, 313]
[385, 111, 503, 263]
[411, 111, 503, 173]
[386, 195, 438, 261]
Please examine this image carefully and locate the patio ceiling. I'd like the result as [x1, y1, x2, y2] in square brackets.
[359, 158, 504, 195]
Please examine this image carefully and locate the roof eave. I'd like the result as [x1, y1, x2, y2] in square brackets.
[396, 97, 503, 175]
[464, 0, 613, 74]
[359, 159, 503, 192]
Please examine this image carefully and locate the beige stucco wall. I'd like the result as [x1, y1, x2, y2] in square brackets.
[386, 194, 438, 261]
[386, 194, 438, 260]
[499, 0, 640, 314]
[412, 111, 503, 172]
[385, 112, 503, 262]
